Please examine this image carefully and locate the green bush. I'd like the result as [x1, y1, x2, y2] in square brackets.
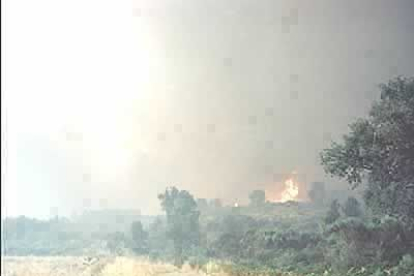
[388, 254, 414, 276]
[324, 216, 413, 272]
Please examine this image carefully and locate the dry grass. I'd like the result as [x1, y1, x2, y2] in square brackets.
[1, 256, 228, 276]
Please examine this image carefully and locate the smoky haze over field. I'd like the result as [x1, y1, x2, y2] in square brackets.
[2, 0, 414, 218]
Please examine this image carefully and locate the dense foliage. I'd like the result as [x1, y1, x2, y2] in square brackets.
[321, 77, 414, 225]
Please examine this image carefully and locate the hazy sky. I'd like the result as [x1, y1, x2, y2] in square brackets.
[2, 0, 414, 218]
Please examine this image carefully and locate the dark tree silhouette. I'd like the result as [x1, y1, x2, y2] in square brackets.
[158, 187, 200, 266]
[321, 77, 414, 224]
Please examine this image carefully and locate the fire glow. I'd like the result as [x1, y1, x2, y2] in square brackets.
[279, 178, 299, 202]
[267, 176, 302, 203]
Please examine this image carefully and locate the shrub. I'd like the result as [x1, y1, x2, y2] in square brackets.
[343, 196, 363, 217]
[325, 216, 413, 271]
[389, 254, 414, 276]
[325, 200, 341, 225]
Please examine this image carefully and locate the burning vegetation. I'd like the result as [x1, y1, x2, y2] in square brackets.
[279, 178, 299, 202]
[265, 174, 306, 203]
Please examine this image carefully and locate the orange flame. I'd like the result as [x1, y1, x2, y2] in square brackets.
[279, 178, 299, 202]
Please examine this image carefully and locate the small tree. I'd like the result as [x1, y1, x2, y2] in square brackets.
[308, 182, 326, 207]
[342, 196, 363, 217]
[158, 187, 200, 267]
[131, 221, 148, 254]
[325, 199, 341, 224]
[249, 190, 266, 207]
[106, 232, 126, 255]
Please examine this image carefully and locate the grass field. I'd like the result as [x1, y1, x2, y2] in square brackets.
[1, 257, 228, 276]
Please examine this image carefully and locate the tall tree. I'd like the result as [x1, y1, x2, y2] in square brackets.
[158, 187, 200, 266]
[321, 77, 414, 224]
